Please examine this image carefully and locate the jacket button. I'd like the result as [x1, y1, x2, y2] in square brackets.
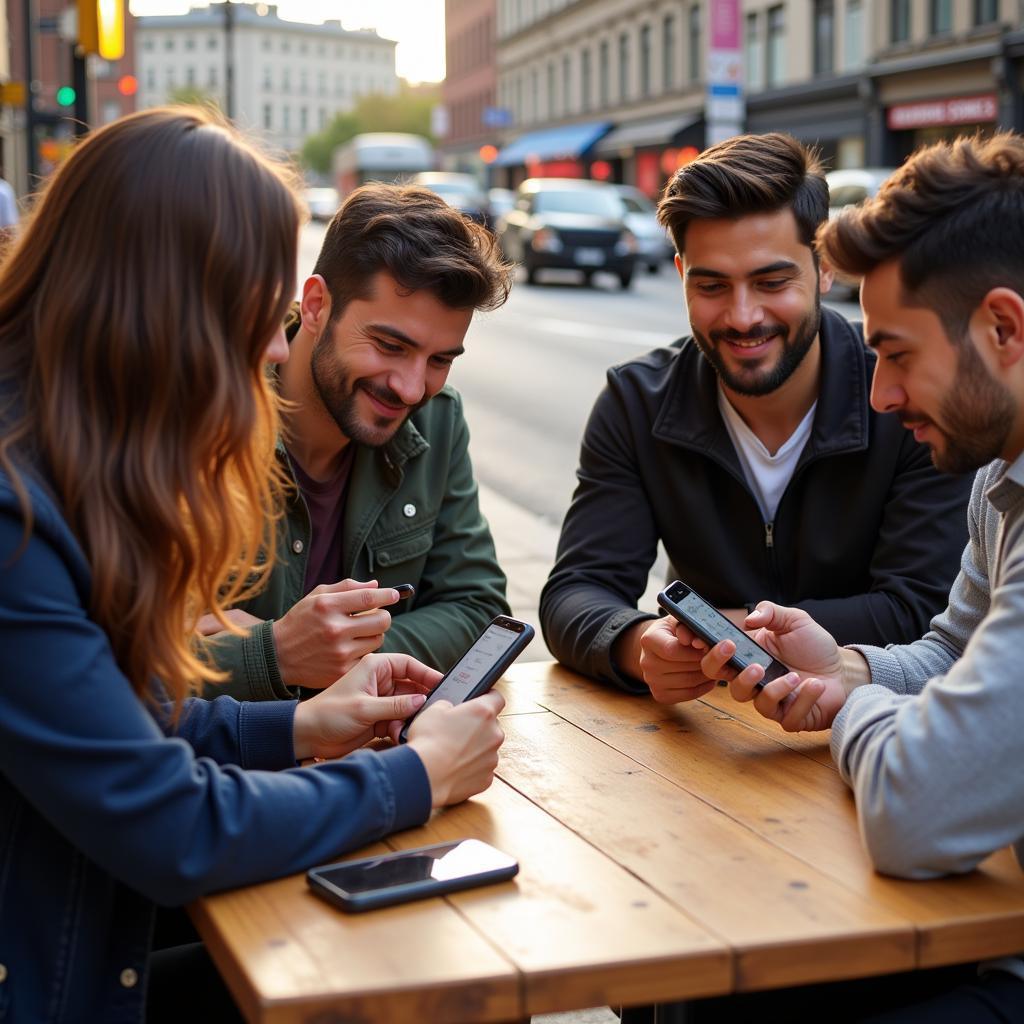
[378, 552, 391, 565]
[402, 503, 416, 518]
[120, 967, 139, 988]
[292, 539, 305, 554]
[0, 963, 7, 983]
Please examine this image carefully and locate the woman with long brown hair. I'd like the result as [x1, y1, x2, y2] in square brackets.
[0, 107, 504, 1022]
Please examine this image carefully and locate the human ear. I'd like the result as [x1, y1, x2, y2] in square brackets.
[970, 287, 1024, 371]
[817, 255, 836, 296]
[299, 275, 331, 334]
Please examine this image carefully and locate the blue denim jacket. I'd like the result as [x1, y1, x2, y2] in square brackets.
[0, 471, 431, 1022]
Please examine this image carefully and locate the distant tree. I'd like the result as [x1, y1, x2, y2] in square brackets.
[300, 81, 440, 176]
[167, 86, 222, 111]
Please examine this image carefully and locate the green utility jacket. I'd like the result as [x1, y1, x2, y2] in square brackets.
[206, 385, 509, 700]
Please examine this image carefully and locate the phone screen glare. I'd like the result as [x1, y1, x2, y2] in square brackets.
[418, 624, 520, 712]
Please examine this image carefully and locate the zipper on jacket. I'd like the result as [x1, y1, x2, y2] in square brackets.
[764, 522, 774, 549]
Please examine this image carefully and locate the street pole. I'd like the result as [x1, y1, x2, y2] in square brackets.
[223, 0, 235, 119]
[22, 0, 38, 180]
[72, 47, 89, 135]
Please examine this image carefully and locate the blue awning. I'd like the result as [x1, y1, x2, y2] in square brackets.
[493, 121, 612, 167]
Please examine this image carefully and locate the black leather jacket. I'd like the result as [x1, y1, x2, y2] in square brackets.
[540, 307, 972, 691]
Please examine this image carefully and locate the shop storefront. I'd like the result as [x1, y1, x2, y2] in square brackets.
[885, 93, 999, 162]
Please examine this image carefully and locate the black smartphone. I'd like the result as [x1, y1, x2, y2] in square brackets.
[657, 580, 790, 689]
[393, 583, 415, 600]
[307, 838, 519, 912]
[398, 615, 534, 743]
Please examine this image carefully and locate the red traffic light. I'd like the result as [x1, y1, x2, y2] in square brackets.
[117, 74, 138, 97]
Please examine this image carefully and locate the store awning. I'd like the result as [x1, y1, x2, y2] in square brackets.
[593, 114, 702, 155]
[493, 121, 612, 167]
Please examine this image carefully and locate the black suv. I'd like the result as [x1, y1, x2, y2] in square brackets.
[496, 178, 638, 289]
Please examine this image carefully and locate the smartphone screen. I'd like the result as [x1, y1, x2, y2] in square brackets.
[659, 580, 789, 684]
[416, 620, 525, 716]
[313, 840, 516, 895]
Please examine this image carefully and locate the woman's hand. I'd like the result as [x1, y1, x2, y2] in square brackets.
[292, 653, 441, 760]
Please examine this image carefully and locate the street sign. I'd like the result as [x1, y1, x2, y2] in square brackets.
[483, 106, 513, 128]
[0, 81, 27, 107]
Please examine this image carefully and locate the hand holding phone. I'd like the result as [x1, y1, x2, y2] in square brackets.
[307, 839, 519, 912]
[398, 616, 534, 743]
[657, 581, 791, 691]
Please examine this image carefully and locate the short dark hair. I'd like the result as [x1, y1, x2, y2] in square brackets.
[313, 183, 513, 318]
[657, 132, 828, 255]
[817, 132, 1024, 342]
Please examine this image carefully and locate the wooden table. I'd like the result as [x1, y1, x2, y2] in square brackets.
[190, 662, 1024, 1023]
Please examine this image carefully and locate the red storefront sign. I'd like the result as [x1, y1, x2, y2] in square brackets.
[887, 94, 998, 131]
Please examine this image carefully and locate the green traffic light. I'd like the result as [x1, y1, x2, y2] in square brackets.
[56, 86, 76, 107]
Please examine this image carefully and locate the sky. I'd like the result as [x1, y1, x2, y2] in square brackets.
[127, 0, 446, 82]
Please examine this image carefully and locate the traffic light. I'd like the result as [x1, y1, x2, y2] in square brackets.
[56, 86, 76, 107]
[117, 74, 138, 97]
[77, 0, 124, 60]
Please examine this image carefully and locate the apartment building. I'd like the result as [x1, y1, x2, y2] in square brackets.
[491, 0, 1023, 192]
[136, 3, 398, 154]
[441, 0, 499, 174]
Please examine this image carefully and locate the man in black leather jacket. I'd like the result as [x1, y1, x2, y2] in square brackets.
[540, 133, 971, 700]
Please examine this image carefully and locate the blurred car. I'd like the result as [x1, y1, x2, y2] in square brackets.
[487, 187, 515, 225]
[412, 171, 490, 225]
[612, 184, 675, 274]
[497, 178, 638, 289]
[305, 187, 339, 222]
[825, 168, 896, 298]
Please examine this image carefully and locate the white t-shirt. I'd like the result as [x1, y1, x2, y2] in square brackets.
[717, 387, 816, 523]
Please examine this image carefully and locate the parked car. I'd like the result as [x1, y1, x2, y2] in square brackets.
[305, 187, 339, 222]
[497, 178, 638, 289]
[825, 168, 897, 297]
[412, 171, 490, 225]
[487, 187, 515, 225]
[612, 184, 674, 274]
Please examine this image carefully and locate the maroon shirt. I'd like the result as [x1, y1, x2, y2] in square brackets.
[288, 445, 355, 593]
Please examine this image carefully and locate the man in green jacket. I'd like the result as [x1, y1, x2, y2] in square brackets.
[205, 183, 514, 700]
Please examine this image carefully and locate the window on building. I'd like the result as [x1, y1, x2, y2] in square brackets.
[974, 0, 998, 22]
[530, 67, 539, 122]
[300, 107, 308, 133]
[581, 47, 592, 111]
[618, 31, 630, 102]
[663, 14, 676, 90]
[844, 0, 865, 67]
[186, 66, 195, 85]
[688, 5, 701, 82]
[547, 61, 556, 117]
[185, 35, 195, 50]
[300, 40, 308, 54]
[318, 71, 327, 96]
[562, 54, 571, 113]
[281, 38, 291, 53]
[283, 106, 290, 132]
[208, 65, 218, 88]
[146, 67, 156, 89]
[300, 70, 308, 94]
[319, 108, 327, 129]
[891, 0, 911, 42]
[930, 0, 953, 32]
[813, 0, 834, 74]
[766, 5, 785, 86]
[639, 24, 652, 97]
[207, 34, 217, 49]
[263, 103, 272, 129]
[283, 69, 291, 93]
[745, 12, 763, 90]
[164, 37, 175, 51]
[262, 36, 271, 51]
[143, 38, 154, 51]
[165, 68, 175, 87]
[599, 39, 610, 107]
[263, 67, 272, 89]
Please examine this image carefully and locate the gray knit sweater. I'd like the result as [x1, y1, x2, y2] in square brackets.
[832, 456, 1024, 895]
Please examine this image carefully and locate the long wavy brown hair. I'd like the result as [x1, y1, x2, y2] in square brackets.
[0, 107, 302, 705]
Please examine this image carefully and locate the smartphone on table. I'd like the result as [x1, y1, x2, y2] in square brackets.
[398, 615, 534, 743]
[657, 580, 790, 689]
[307, 839, 519, 913]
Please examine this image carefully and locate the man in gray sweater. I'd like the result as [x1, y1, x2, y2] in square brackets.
[689, 133, 1024, 1020]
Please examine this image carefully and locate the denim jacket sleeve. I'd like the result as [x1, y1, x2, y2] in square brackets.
[0, 500, 431, 907]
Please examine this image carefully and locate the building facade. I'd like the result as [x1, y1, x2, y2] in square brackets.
[440, 0, 498, 175]
[491, 0, 1024, 194]
[136, 3, 398, 154]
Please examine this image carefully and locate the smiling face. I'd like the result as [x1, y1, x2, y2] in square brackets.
[863, 260, 1016, 474]
[680, 208, 831, 397]
[310, 272, 472, 448]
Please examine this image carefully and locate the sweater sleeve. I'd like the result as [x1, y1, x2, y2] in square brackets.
[830, 494, 1024, 879]
[0, 507, 431, 907]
